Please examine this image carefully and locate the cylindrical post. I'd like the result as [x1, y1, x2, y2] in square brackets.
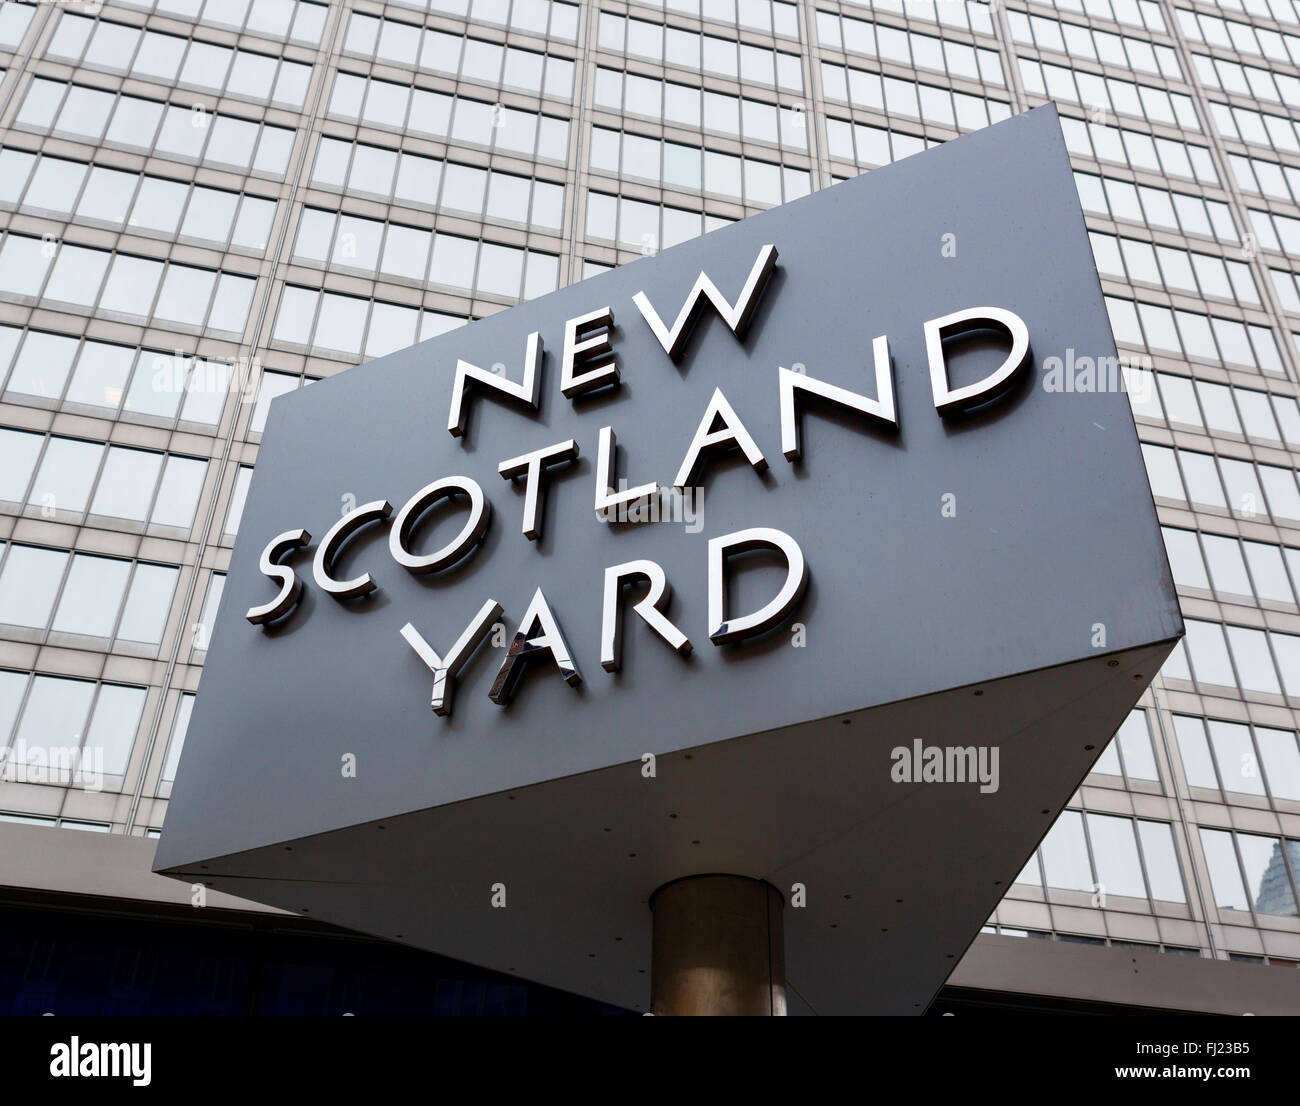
[649, 875, 786, 1016]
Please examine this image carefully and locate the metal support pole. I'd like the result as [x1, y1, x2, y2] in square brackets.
[649, 875, 786, 1016]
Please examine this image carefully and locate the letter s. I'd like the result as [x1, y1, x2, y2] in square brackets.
[245, 529, 312, 626]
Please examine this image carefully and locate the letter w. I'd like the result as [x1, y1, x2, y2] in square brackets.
[632, 244, 777, 361]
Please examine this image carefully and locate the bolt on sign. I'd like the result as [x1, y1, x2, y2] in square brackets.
[157, 106, 1182, 1015]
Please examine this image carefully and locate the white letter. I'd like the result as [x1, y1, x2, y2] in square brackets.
[925, 306, 1030, 416]
[594, 426, 658, 520]
[313, 500, 393, 599]
[488, 589, 582, 705]
[674, 388, 767, 490]
[447, 331, 542, 437]
[632, 244, 777, 360]
[245, 528, 311, 625]
[389, 477, 490, 573]
[561, 306, 618, 397]
[601, 560, 692, 671]
[401, 599, 503, 716]
[498, 440, 579, 540]
[708, 527, 808, 645]
[779, 335, 896, 461]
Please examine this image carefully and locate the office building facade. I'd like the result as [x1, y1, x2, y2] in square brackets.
[0, 0, 1297, 1013]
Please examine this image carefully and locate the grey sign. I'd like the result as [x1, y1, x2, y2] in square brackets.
[157, 105, 1181, 1014]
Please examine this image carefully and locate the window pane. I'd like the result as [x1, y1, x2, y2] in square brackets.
[1255, 727, 1300, 801]
[1226, 626, 1280, 695]
[1174, 714, 1218, 788]
[89, 447, 161, 521]
[0, 670, 26, 745]
[1086, 813, 1147, 898]
[1208, 720, 1266, 795]
[152, 457, 206, 528]
[65, 341, 133, 409]
[1137, 821, 1185, 903]
[1200, 828, 1250, 913]
[1242, 541, 1293, 603]
[0, 546, 66, 628]
[1116, 710, 1158, 780]
[14, 676, 94, 750]
[84, 684, 146, 776]
[52, 554, 131, 636]
[1184, 619, 1236, 687]
[1040, 810, 1093, 891]
[8, 331, 78, 399]
[162, 694, 194, 781]
[117, 564, 178, 644]
[1161, 527, 1208, 588]
[1201, 534, 1251, 594]
[0, 430, 41, 502]
[31, 437, 103, 514]
[1237, 833, 1296, 917]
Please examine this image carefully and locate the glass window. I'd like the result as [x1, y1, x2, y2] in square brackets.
[125, 350, 184, 419]
[225, 467, 253, 536]
[1087, 813, 1146, 898]
[100, 255, 163, 317]
[129, 177, 189, 235]
[1226, 626, 1280, 694]
[1202, 534, 1251, 594]
[1273, 632, 1300, 698]
[75, 166, 136, 225]
[1141, 444, 1183, 500]
[117, 563, 178, 644]
[51, 554, 131, 637]
[1184, 618, 1236, 687]
[232, 196, 274, 251]
[1040, 810, 1093, 891]
[380, 224, 430, 282]
[1117, 711, 1158, 780]
[0, 670, 26, 744]
[1162, 527, 1208, 589]
[1237, 833, 1296, 917]
[441, 164, 488, 215]
[8, 331, 77, 400]
[162, 694, 194, 782]
[1196, 382, 1240, 435]
[312, 293, 368, 354]
[1200, 828, 1250, 912]
[195, 573, 225, 651]
[152, 456, 206, 529]
[1209, 720, 1266, 795]
[31, 437, 103, 514]
[395, 153, 441, 206]
[84, 684, 146, 776]
[181, 188, 238, 244]
[1257, 728, 1300, 801]
[430, 235, 477, 291]
[273, 286, 318, 345]
[1260, 466, 1300, 521]
[1137, 821, 1185, 903]
[90, 447, 161, 521]
[14, 676, 94, 749]
[0, 430, 41, 502]
[45, 244, 109, 306]
[251, 371, 300, 434]
[179, 359, 232, 425]
[0, 546, 67, 628]
[476, 242, 523, 297]
[154, 265, 215, 325]
[1180, 451, 1225, 509]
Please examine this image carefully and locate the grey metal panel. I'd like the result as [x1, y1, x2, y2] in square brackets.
[156, 105, 1182, 1013]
